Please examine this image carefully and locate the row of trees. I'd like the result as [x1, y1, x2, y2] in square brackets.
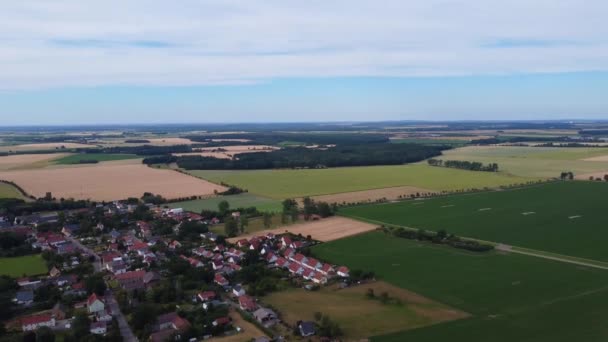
[386, 226, 494, 252]
[427, 159, 499, 172]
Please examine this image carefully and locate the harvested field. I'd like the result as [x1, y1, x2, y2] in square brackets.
[0, 143, 93, 152]
[173, 152, 233, 159]
[227, 216, 377, 243]
[582, 155, 608, 162]
[308, 186, 436, 204]
[0, 163, 226, 201]
[576, 171, 608, 180]
[263, 281, 467, 339]
[0, 153, 67, 170]
[145, 138, 195, 145]
[180, 145, 279, 160]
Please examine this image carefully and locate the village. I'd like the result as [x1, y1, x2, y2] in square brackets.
[0, 198, 355, 342]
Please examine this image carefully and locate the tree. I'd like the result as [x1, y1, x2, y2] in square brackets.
[239, 216, 249, 233]
[72, 312, 91, 338]
[35, 327, 55, 342]
[85, 274, 107, 295]
[224, 217, 239, 237]
[218, 200, 230, 217]
[263, 213, 272, 228]
[302, 197, 316, 219]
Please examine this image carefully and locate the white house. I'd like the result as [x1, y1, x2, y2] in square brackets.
[21, 314, 55, 332]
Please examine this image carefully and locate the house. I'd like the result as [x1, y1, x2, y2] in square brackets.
[292, 253, 307, 265]
[61, 224, 81, 237]
[319, 263, 335, 276]
[214, 274, 229, 287]
[281, 236, 293, 248]
[56, 242, 77, 255]
[96, 308, 113, 322]
[169, 240, 182, 250]
[236, 239, 249, 248]
[115, 270, 146, 290]
[288, 263, 304, 275]
[197, 291, 216, 302]
[232, 285, 246, 297]
[238, 295, 257, 311]
[253, 308, 278, 327]
[302, 268, 315, 281]
[14, 290, 34, 306]
[49, 266, 61, 278]
[276, 257, 290, 268]
[299, 321, 316, 337]
[337, 266, 350, 278]
[312, 273, 328, 284]
[282, 248, 294, 259]
[265, 253, 278, 264]
[56, 274, 78, 287]
[212, 316, 231, 327]
[212, 260, 224, 271]
[21, 314, 55, 332]
[87, 293, 105, 314]
[201, 232, 218, 241]
[90, 321, 107, 335]
[157, 312, 191, 332]
[52, 303, 67, 320]
[304, 257, 322, 270]
[143, 271, 161, 288]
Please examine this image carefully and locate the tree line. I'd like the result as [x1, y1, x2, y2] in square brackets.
[427, 159, 499, 172]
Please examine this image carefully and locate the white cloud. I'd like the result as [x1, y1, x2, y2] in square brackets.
[1, 0, 607, 89]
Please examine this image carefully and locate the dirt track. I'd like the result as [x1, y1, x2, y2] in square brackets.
[0, 163, 226, 201]
[228, 216, 378, 243]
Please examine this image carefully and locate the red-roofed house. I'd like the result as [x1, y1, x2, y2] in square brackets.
[197, 291, 216, 302]
[319, 263, 335, 276]
[337, 266, 350, 278]
[21, 314, 55, 332]
[87, 293, 105, 314]
[214, 274, 229, 287]
[115, 270, 146, 290]
[312, 272, 328, 284]
[276, 257, 290, 268]
[238, 295, 257, 311]
[288, 263, 304, 275]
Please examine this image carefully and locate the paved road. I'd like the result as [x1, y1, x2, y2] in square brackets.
[106, 290, 139, 342]
[66, 236, 102, 272]
[496, 244, 608, 270]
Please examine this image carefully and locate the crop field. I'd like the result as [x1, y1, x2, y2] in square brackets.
[168, 193, 282, 213]
[308, 185, 436, 205]
[442, 145, 608, 178]
[188, 164, 534, 199]
[313, 232, 608, 342]
[226, 216, 378, 243]
[263, 281, 467, 339]
[0, 153, 68, 170]
[0, 163, 226, 201]
[0, 182, 26, 199]
[0, 254, 47, 277]
[52, 153, 140, 164]
[340, 181, 608, 261]
[0, 142, 94, 152]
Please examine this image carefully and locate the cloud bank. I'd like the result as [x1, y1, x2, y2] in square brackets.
[1, 0, 607, 89]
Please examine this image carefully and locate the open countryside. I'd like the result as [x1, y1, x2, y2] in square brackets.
[189, 164, 536, 199]
[313, 232, 608, 342]
[340, 181, 608, 261]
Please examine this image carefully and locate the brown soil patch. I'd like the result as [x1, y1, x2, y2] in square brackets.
[0, 143, 93, 152]
[308, 186, 436, 205]
[0, 153, 68, 170]
[228, 216, 377, 243]
[0, 163, 226, 201]
[582, 155, 608, 162]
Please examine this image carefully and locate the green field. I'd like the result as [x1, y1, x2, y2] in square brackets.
[390, 138, 468, 147]
[340, 181, 608, 261]
[313, 232, 608, 341]
[53, 153, 140, 164]
[188, 164, 535, 199]
[0, 182, 26, 199]
[167, 193, 282, 213]
[442, 146, 608, 178]
[0, 254, 47, 277]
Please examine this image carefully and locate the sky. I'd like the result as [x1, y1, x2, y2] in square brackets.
[1, 0, 608, 125]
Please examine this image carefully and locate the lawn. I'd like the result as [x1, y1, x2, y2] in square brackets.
[188, 164, 535, 199]
[0, 254, 47, 277]
[0, 182, 26, 199]
[340, 181, 608, 261]
[263, 282, 467, 339]
[168, 193, 282, 213]
[442, 145, 608, 178]
[313, 232, 608, 341]
[53, 153, 140, 164]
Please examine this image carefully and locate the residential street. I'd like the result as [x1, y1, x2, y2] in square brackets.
[106, 290, 139, 342]
[66, 236, 102, 272]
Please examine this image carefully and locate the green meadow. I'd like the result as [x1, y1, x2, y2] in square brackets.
[168, 193, 282, 213]
[0, 254, 47, 278]
[53, 153, 140, 164]
[188, 164, 535, 199]
[340, 181, 608, 261]
[313, 232, 608, 342]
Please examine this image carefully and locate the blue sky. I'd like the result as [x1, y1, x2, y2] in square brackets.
[1, 1, 607, 125]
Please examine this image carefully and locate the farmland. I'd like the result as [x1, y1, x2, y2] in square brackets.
[263, 281, 467, 339]
[0, 142, 94, 152]
[0, 182, 26, 199]
[226, 216, 378, 243]
[442, 145, 608, 178]
[188, 164, 535, 199]
[52, 153, 140, 164]
[313, 232, 608, 341]
[0, 153, 68, 170]
[0, 163, 226, 201]
[340, 181, 608, 261]
[0, 254, 47, 277]
[168, 193, 282, 213]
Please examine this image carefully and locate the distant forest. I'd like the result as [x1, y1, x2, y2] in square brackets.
[147, 143, 447, 170]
